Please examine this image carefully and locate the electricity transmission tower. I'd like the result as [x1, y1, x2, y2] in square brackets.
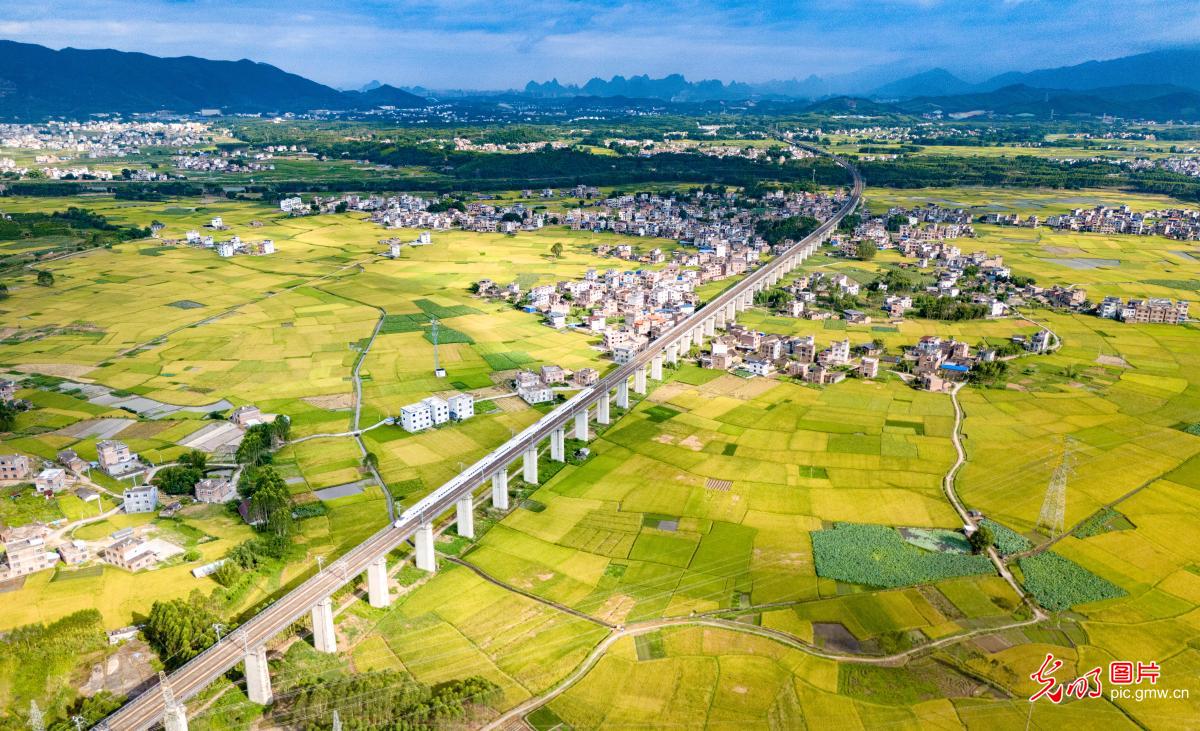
[1037, 436, 1076, 536]
[160, 671, 188, 731]
[28, 701, 45, 731]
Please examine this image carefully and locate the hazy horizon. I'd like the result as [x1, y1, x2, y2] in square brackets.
[2, 0, 1198, 90]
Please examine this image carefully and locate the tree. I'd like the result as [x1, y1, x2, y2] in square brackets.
[0, 282, 8, 300]
[271, 414, 291, 443]
[244, 467, 294, 537]
[363, 451, 379, 470]
[178, 450, 208, 470]
[969, 360, 1009, 386]
[151, 465, 203, 496]
[550, 242, 564, 258]
[236, 430, 266, 465]
[855, 241, 878, 261]
[968, 524, 995, 554]
[0, 401, 18, 432]
[143, 595, 220, 668]
[36, 270, 54, 287]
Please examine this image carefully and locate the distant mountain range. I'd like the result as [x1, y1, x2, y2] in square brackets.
[0, 40, 424, 119]
[519, 48, 1200, 108]
[2, 39, 1200, 121]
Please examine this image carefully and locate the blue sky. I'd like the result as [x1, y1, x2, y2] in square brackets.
[2, 0, 1197, 89]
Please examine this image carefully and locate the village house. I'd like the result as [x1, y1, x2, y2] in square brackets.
[103, 536, 157, 572]
[2, 535, 57, 578]
[517, 373, 555, 404]
[122, 484, 158, 514]
[540, 365, 567, 385]
[859, 357, 880, 379]
[447, 392, 475, 421]
[58, 541, 90, 566]
[744, 357, 774, 377]
[574, 368, 599, 387]
[400, 401, 433, 432]
[0, 454, 32, 481]
[34, 468, 67, 495]
[229, 405, 264, 427]
[57, 449, 90, 474]
[0, 379, 17, 402]
[195, 477, 236, 504]
[97, 440, 140, 477]
[423, 396, 450, 425]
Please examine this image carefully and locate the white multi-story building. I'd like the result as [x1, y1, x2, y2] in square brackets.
[745, 357, 774, 377]
[217, 242, 235, 257]
[423, 396, 450, 425]
[447, 393, 474, 421]
[400, 402, 433, 432]
[122, 485, 158, 514]
[280, 196, 304, 213]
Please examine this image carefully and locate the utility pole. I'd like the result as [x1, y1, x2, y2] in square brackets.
[431, 317, 445, 378]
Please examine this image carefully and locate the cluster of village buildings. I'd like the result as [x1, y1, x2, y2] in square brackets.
[984, 204, 1200, 241]
[173, 150, 273, 174]
[441, 138, 572, 153]
[0, 120, 212, 158]
[179, 217, 276, 257]
[512, 365, 598, 404]
[598, 138, 813, 163]
[0, 404, 274, 582]
[1096, 296, 1190, 324]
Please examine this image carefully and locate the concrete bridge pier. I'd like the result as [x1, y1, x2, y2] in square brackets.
[692, 325, 704, 348]
[574, 409, 589, 440]
[523, 446, 539, 483]
[550, 427, 566, 462]
[367, 556, 390, 608]
[704, 318, 716, 337]
[415, 522, 436, 572]
[666, 342, 678, 366]
[724, 302, 736, 324]
[491, 470, 509, 510]
[714, 310, 726, 330]
[651, 354, 663, 381]
[597, 390, 611, 424]
[456, 495, 475, 539]
[616, 379, 630, 409]
[634, 366, 647, 395]
[164, 706, 189, 731]
[312, 597, 337, 653]
[244, 645, 273, 705]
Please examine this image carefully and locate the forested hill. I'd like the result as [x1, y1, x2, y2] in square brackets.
[0, 40, 425, 119]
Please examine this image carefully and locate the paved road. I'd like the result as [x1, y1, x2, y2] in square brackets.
[99, 146, 862, 731]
